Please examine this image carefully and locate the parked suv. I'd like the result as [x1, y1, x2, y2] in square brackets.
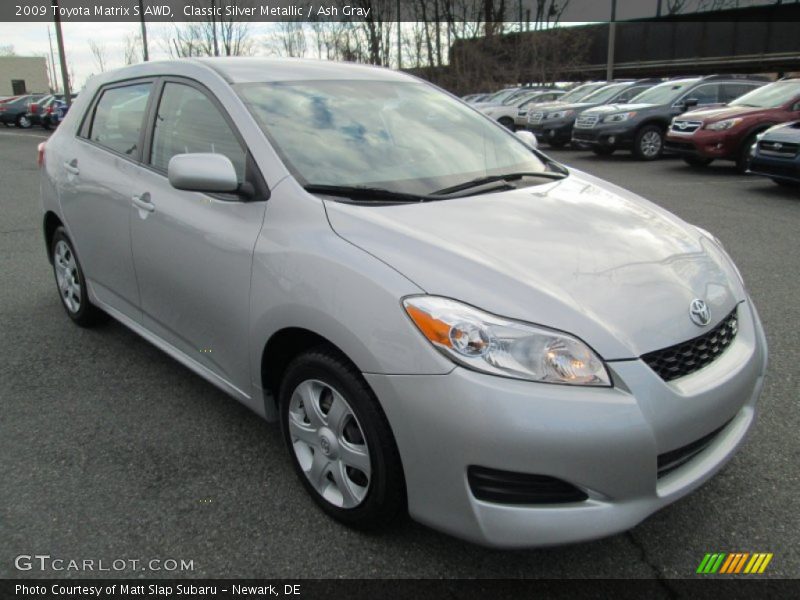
[526, 81, 609, 146]
[39, 58, 766, 548]
[748, 120, 800, 187]
[527, 79, 660, 147]
[480, 89, 565, 129]
[665, 78, 800, 172]
[572, 75, 765, 159]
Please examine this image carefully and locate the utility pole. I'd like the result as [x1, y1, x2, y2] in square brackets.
[51, 0, 71, 105]
[606, 0, 617, 81]
[47, 27, 58, 92]
[139, 0, 149, 61]
[656, 0, 663, 18]
[396, 0, 402, 69]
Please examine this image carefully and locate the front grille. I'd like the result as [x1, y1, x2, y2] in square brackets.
[757, 140, 799, 158]
[642, 307, 739, 382]
[572, 130, 596, 142]
[657, 420, 731, 478]
[575, 114, 599, 129]
[467, 466, 588, 505]
[670, 120, 702, 134]
[528, 111, 544, 124]
[665, 140, 696, 151]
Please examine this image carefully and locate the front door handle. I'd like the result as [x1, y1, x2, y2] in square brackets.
[132, 192, 154, 213]
[63, 159, 79, 176]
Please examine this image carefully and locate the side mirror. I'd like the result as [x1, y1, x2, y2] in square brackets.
[168, 153, 239, 194]
[515, 129, 538, 149]
[682, 98, 699, 111]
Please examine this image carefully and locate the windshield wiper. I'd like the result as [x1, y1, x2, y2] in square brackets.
[432, 171, 567, 197]
[305, 184, 431, 203]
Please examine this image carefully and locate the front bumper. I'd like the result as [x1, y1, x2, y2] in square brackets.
[528, 120, 574, 144]
[366, 299, 767, 548]
[749, 152, 800, 184]
[571, 125, 635, 149]
[665, 130, 739, 160]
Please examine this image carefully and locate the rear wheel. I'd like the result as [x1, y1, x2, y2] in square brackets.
[50, 227, 106, 327]
[683, 156, 713, 168]
[591, 146, 615, 156]
[633, 125, 664, 160]
[279, 347, 405, 530]
[497, 117, 515, 130]
[16, 115, 32, 129]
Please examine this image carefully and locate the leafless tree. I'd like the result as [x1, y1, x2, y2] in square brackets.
[122, 34, 142, 65]
[0, 44, 16, 56]
[88, 40, 108, 73]
[164, 0, 255, 58]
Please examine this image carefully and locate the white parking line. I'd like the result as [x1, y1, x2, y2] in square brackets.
[0, 131, 50, 140]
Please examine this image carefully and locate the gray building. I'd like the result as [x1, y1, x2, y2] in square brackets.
[0, 56, 49, 96]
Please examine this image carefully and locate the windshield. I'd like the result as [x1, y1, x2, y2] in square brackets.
[558, 82, 605, 104]
[237, 80, 548, 196]
[580, 83, 628, 104]
[730, 81, 800, 108]
[629, 79, 699, 105]
[484, 88, 518, 104]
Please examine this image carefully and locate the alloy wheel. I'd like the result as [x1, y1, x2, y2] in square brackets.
[287, 379, 371, 509]
[54, 240, 81, 313]
[18, 115, 32, 129]
[640, 130, 662, 158]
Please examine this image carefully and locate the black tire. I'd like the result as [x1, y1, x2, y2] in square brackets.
[772, 178, 799, 188]
[632, 124, 664, 160]
[591, 146, 615, 156]
[42, 118, 52, 131]
[15, 114, 32, 129]
[497, 117, 514, 130]
[683, 156, 713, 168]
[736, 134, 758, 174]
[50, 227, 106, 327]
[547, 138, 568, 149]
[279, 347, 406, 530]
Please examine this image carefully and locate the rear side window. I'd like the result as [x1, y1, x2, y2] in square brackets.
[721, 83, 759, 103]
[685, 84, 719, 105]
[88, 83, 152, 157]
[150, 82, 246, 183]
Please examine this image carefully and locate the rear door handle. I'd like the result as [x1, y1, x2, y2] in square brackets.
[132, 192, 154, 213]
[63, 160, 79, 176]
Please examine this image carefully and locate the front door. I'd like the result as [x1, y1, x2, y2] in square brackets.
[129, 80, 267, 394]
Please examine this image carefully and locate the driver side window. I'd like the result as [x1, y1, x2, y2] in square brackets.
[684, 84, 719, 106]
[150, 82, 246, 183]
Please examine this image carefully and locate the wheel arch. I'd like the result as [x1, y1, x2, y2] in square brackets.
[43, 211, 64, 263]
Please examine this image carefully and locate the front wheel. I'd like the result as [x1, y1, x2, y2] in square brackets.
[16, 115, 32, 129]
[50, 227, 105, 327]
[633, 125, 664, 160]
[683, 156, 713, 168]
[736, 134, 758, 173]
[279, 348, 406, 530]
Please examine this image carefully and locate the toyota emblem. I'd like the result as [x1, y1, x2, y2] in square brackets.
[689, 299, 711, 327]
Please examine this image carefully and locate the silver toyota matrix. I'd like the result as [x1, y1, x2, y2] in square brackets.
[39, 59, 767, 548]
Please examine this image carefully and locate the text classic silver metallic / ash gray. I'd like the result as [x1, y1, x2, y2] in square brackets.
[39, 58, 767, 548]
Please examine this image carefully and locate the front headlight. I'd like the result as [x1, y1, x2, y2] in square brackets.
[705, 118, 743, 131]
[403, 296, 611, 386]
[602, 111, 637, 123]
[546, 109, 574, 119]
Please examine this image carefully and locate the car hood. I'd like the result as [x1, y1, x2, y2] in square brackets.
[584, 102, 660, 115]
[761, 120, 800, 141]
[324, 171, 744, 359]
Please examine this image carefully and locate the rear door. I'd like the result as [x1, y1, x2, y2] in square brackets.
[129, 78, 268, 393]
[58, 81, 153, 320]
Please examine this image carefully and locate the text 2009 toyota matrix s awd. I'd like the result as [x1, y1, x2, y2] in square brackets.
[39, 59, 767, 548]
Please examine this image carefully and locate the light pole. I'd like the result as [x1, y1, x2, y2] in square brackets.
[606, 0, 617, 81]
[396, 0, 402, 69]
[139, 0, 149, 61]
[50, 0, 71, 105]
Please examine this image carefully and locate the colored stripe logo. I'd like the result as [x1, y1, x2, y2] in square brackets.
[697, 552, 773, 574]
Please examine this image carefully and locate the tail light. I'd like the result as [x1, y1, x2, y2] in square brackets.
[37, 142, 46, 168]
[30, 103, 39, 114]
[46, 105, 54, 115]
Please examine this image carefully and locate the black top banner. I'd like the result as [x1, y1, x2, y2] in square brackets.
[3, 0, 800, 23]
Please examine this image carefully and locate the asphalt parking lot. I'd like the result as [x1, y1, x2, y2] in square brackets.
[1, 127, 798, 581]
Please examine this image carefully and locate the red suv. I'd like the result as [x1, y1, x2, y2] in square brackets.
[665, 78, 800, 172]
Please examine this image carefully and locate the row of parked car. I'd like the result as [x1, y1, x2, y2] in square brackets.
[465, 75, 800, 187]
[0, 93, 73, 130]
